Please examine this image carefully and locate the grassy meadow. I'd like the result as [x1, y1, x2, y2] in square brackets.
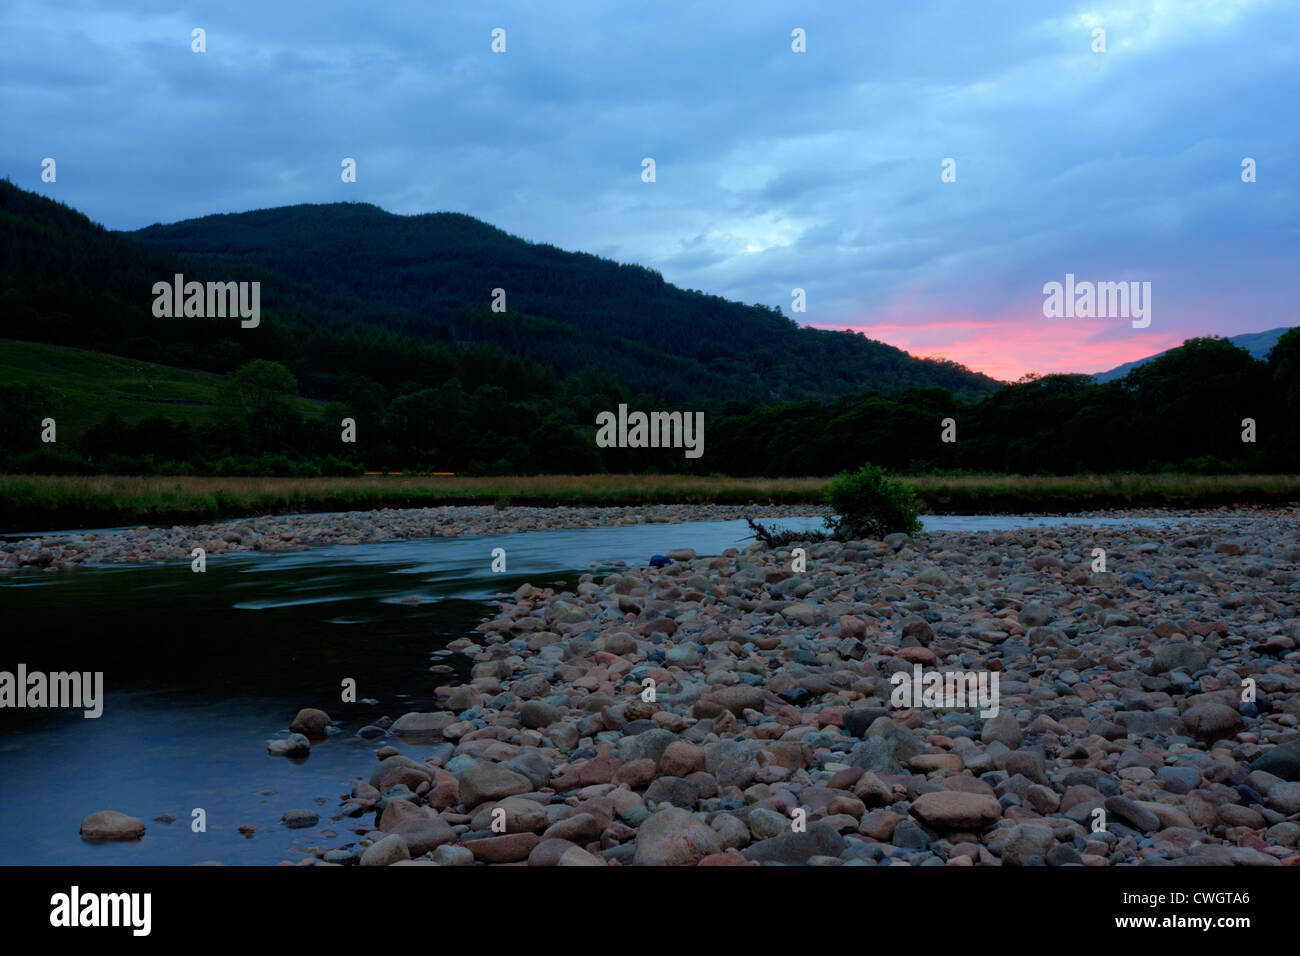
[0, 338, 326, 438]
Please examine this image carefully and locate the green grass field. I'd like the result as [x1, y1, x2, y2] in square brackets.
[1, 472, 1297, 532]
[0, 338, 325, 438]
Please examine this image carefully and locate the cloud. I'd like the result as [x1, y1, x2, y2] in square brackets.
[1, 0, 1295, 378]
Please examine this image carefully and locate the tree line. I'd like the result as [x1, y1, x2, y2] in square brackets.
[3, 335, 1295, 477]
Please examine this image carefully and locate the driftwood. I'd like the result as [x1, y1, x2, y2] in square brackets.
[744, 516, 829, 548]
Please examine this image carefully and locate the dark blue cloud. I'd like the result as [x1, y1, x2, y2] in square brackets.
[2, 0, 1295, 375]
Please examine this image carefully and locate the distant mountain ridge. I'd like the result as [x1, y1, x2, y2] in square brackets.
[128, 200, 1002, 402]
[1092, 327, 1295, 383]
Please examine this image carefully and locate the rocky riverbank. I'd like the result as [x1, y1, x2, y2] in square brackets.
[0, 503, 828, 572]
[264, 510, 1300, 866]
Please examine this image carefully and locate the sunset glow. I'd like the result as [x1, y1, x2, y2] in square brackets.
[816, 316, 1187, 381]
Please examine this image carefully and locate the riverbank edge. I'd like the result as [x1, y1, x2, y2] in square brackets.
[0, 504, 831, 572]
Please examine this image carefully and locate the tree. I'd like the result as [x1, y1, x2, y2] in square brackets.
[216, 359, 300, 449]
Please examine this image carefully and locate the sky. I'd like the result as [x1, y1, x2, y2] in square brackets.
[2, 0, 1296, 381]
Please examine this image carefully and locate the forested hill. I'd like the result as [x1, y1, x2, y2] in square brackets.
[129, 200, 1002, 403]
[4, 181, 1297, 478]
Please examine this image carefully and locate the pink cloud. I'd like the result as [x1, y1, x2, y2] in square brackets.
[820, 321, 1002, 332]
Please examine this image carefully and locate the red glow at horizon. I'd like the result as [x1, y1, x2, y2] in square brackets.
[815, 314, 1186, 381]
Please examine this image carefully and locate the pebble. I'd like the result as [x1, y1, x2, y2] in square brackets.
[359, 834, 409, 866]
[266, 734, 311, 757]
[263, 508, 1300, 865]
[80, 810, 145, 841]
[281, 810, 319, 829]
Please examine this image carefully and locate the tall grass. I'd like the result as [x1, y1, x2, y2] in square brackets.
[0, 473, 827, 530]
[909, 472, 1300, 499]
[1, 472, 1296, 532]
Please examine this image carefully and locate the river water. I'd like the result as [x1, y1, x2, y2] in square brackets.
[0, 512, 1227, 865]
